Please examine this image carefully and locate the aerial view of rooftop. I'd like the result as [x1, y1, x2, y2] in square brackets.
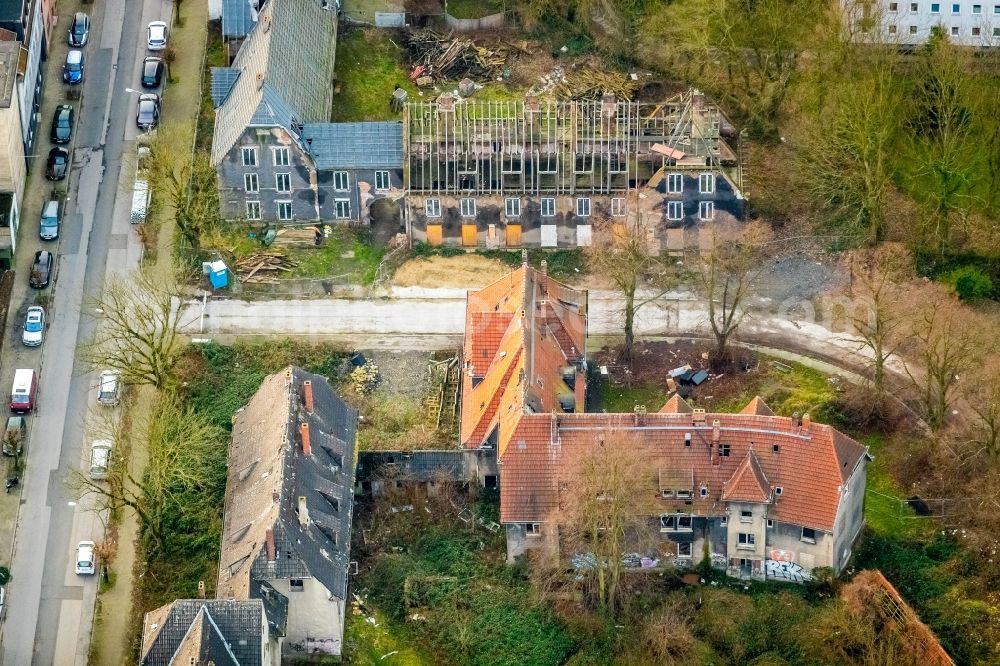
[0, 0, 995, 663]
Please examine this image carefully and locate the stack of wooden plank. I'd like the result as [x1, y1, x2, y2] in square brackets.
[271, 226, 321, 247]
[236, 252, 296, 284]
[407, 31, 511, 82]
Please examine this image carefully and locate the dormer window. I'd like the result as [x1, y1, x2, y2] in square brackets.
[699, 486, 709, 498]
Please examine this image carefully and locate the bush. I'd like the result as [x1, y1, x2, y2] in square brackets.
[944, 264, 994, 301]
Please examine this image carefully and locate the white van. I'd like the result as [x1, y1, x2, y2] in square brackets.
[89, 440, 112, 480]
[97, 371, 121, 406]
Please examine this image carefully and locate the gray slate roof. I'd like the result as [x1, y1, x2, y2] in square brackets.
[211, 67, 242, 107]
[301, 122, 405, 170]
[218, 367, 357, 605]
[211, 0, 337, 164]
[223, 0, 258, 38]
[140, 599, 264, 666]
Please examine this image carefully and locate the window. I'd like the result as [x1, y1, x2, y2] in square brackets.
[244, 173, 258, 193]
[994, 3, 1000, 11]
[972, 25, 981, 34]
[684, 433, 692, 447]
[666, 173, 683, 194]
[801, 527, 817, 543]
[375, 170, 390, 191]
[333, 171, 349, 191]
[889, 24, 898, 32]
[541, 197, 556, 217]
[608, 153, 627, 173]
[335, 199, 351, 219]
[576, 197, 591, 217]
[738, 533, 755, 548]
[661, 489, 674, 498]
[951, 2, 960, 11]
[272, 147, 289, 167]
[676, 489, 692, 500]
[767, 519, 774, 528]
[718, 443, 730, 457]
[505, 197, 521, 217]
[537, 153, 558, 174]
[995, 26, 1000, 35]
[699, 173, 715, 194]
[908, 24, 916, 33]
[660, 514, 693, 532]
[720, 516, 728, 526]
[931, 2, 940, 10]
[275, 173, 291, 193]
[740, 510, 753, 523]
[775, 486, 783, 496]
[677, 542, 693, 558]
[611, 198, 626, 217]
[972, 2, 981, 11]
[667, 201, 683, 221]
[699, 486, 709, 498]
[289, 579, 304, 591]
[889, 1, 898, 8]
[951, 25, 960, 34]
[245, 201, 261, 220]
[276, 201, 293, 220]
[772, 444, 780, 453]
[425, 198, 441, 218]
[241, 147, 257, 167]
[526, 523, 541, 536]
[699, 201, 715, 221]
[910, 1, 918, 9]
[460, 198, 476, 217]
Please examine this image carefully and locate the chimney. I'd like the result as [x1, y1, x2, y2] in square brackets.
[692, 88, 706, 111]
[712, 419, 721, 443]
[297, 496, 310, 527]
[303, 380, 314, 413]
[300, 422, 311, 456]
[521, 248, 528, 266]
[693, 408, 706, 425]
[197, 581, 206, 599]
[792, 411, 802, 427]
[802, 413, 811, 430]
[550, 413, 560, 447]
[265, 528, 276, 561]
[541, 259, 548, 276]
[634, 405, 647, 426]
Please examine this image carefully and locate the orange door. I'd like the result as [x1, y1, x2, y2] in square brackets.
[426, 224, 443, 246]
[461, 224, 478, 247]
[506, 224, 521, 247]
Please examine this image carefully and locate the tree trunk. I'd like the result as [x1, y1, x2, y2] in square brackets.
[621, 284, 636, 365]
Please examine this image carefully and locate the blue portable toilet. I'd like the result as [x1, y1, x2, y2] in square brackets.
[208, 260, 229, 289]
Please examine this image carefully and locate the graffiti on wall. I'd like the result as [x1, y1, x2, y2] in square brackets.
[765, 549, 812, 582]
[301, 637, 342, 654]
[710, 552, 728, 568]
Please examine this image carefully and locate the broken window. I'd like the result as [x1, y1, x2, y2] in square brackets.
[676, 489, 692, 499]
[425, 198, 441, 218]
[526, 523, 541, 536]
[801, 527, 816, 543]
[611, 198, 626, 217]
[738, 532, 755, 548]
[719, 442, 730, 457]
[245, 201, 261, 220]
[677, 542, 693, 558]
[740, 510, 753, 523]
[537, 153, 558, 174]
[289, 579, 304, 591]
[608, 153, 627, 173]
[660, 514, 692, 532]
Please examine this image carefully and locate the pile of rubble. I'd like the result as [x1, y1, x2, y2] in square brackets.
[235, 252, 296, 284]
[528, 63, 639, 101]
[407, 31, 513, 85]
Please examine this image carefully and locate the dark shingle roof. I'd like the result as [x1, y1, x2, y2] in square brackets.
[140, 599, 264, 666]
[223, 0, 258, 38]
[211, 67, 242, 108]
[301, 122, 404, 170]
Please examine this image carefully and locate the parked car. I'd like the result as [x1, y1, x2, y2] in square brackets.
[9, 369, 37, 414]
[21, 307, 44, 347]
[68, 12, 90, 47]
[39, 200, 60, 241]
[45, 148, 69, 181]
[3, 416, 26, 456]
[97, 370, 120, 406]
[63, 50, 84, 84]
[50, 105, 74, 144]
[29, 250, 53, 289]
[135, 93, 160, 130]
[75, 541, 96, 575]
[146, 21, 167, 50]
[141, 57, 164, 88]
[89, 440, 112, 480]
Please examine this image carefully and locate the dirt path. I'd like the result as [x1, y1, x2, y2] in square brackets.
[87, 2, 206, 664]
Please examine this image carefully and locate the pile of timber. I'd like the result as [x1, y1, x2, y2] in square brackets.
[235, 252, 296, 284]
[271, 226, 322, 247]
[554, 67, 637, 101]
[407, 31, 512, 83]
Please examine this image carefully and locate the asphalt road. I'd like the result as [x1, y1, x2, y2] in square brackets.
[1, 0, 161, 662]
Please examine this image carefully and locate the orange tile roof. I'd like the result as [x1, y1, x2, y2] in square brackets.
[721, 450, 771, 503]
[499, 407, 868, 532]
[660, 394, 693, 414]
[741, 396, 775, 416]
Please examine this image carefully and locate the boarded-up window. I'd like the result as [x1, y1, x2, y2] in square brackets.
[426, 224, 443, 246]
[462, 224, 478, 247]
[506, 224, 522, 247]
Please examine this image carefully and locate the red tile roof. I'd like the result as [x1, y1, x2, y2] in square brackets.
[721, 450, 771, 503]
[660, 394, 693, 414]
[741, 396, 775, 416]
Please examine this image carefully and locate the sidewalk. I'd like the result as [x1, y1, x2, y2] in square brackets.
[86, 2, 208, 664]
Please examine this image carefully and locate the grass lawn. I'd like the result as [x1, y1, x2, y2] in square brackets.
[598, 378, 669, 413]
[445, 0, 502, 19]
[333, 28, 418, 122]
[287, 228, 385, 283]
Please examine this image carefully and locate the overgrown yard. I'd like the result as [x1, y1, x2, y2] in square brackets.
[333, 28, 418, 122]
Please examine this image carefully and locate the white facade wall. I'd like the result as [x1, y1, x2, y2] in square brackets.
[846, 0, 1000, 45]
[269, 577, 346, 657]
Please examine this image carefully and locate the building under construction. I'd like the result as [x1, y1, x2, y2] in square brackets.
[405, 88, 744, 250]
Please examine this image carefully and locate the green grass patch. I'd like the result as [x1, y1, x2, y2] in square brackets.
[860, 434, 934, 541]
[333, 28, 418, 122]
[288, 228, 385, 283]
[598, 377, 668, 413]
[344, 604, 429, 665]
[445, 0, 502, 19]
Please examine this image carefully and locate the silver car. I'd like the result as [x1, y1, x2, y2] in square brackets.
[135, 93, 160, 130]
[21, 307, 44, 347]
[146, 21, 167, 51]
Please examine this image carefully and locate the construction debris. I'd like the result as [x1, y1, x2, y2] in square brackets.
[235, 252, 297, 283]
[269, 226, 322, 248]
[529, 64, 638, 101]
[407, 31, 512, 83]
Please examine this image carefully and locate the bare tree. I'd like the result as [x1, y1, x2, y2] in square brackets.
[844, 244, 914, 399]
[82, 270, 186, 390]
[694, 221, 773, 368]
[899, 283, 988, 429]
[586, 214, 681, 363]
[961, 356, 1000, 458]
[552, 432, 659, 616]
